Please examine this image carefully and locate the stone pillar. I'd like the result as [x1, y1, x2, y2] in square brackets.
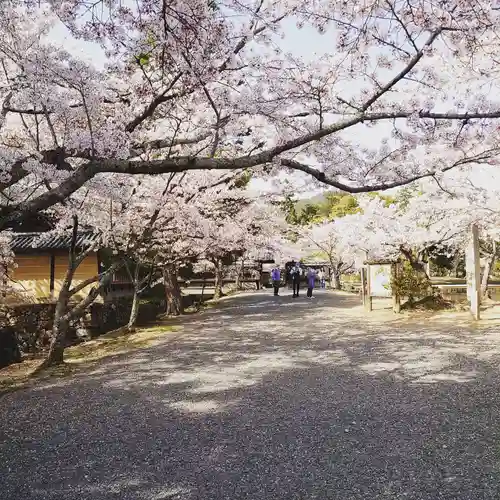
[392, 262, 401, 314]
[360, 267, 366, 306]
[365, 264, 373, 312]
[466, 224, 481, 320]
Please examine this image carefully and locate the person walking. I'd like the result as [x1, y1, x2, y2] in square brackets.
[318, 268, 326, 289]
[271, 266, 281, 296]
[307, 268, 316, 298]
[291, 262, 301, 297]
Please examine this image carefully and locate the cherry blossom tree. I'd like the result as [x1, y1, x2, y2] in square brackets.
[334, 193, 465, 270]
[0, 231, 14, 293]
[93, 169, 244, 323]
[300, 221, 356, 289]
[30, 174, 200, 365]
[2, 0, 500, 233]
[192, 194, 282, 298]
[154, 203, 212, 318]
[196, 205, 256, 300]
[330, 175, 500, 301]
[31, 183, 128, 367]
[420, 176, 500, 297]
[37, 216, 118, 369]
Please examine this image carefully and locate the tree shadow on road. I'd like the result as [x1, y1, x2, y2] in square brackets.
[2, 291, 500, 499]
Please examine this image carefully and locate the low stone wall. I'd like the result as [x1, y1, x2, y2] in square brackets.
[1, 303, 57, 355]
[437, 286, 500, 302]
[90, 297, 165, 335]
[0, 292, 212, 367]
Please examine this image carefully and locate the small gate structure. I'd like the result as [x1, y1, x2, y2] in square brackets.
[361, 259, 402, 314]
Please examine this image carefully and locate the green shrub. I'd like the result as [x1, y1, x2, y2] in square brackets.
[391, 261, 433, 303]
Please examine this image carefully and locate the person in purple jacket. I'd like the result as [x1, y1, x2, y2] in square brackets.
[271, 267, 281, 296]
[306, 268, 316, 298]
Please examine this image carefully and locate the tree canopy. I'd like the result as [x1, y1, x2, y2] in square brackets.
[1, 0, 500, 229]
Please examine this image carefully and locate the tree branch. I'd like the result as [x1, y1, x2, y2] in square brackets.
[63, 266, 117, 323]
[68, 270, 108, 297]
[131, 131, 211, 155]
[4, 106, 48, 115]
[125, 73, 184, 133]
[3, 108, 500, 227]
[279, 150, 496, 193]
[361, 28, 443, 111]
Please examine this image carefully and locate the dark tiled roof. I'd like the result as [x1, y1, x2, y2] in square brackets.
[248, 251, 275, 262]
[10, 231, 99, 252]
[302, 260, 330, 266]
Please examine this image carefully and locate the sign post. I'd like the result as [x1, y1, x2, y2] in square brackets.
[366, 262, 393, 312]
[363, 261, 401, 313]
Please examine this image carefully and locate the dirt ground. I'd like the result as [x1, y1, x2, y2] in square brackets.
[2, 290, 500, 499]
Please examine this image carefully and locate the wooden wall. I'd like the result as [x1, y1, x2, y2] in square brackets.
[5, 252, 99, 304]
[53, 253, 99, 299]
[7, 255, 51, 303]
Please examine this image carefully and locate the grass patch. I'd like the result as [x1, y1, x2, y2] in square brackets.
[65, 324, 179, 364]
[0, 324, 180, 394]
[0, 359, 43, 394]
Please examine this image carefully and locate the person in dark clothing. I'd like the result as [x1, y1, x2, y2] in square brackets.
[290, 262, 301, 297]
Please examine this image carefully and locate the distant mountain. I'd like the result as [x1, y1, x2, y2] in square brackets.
[294, 192, 331, 211]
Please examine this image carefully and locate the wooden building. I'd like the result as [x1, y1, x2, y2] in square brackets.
[5, 231, 100, 305]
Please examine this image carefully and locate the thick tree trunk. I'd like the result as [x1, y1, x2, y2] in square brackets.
[127, 288, 140, 331]
[44, 320, 68, 367]
[333, 272, 342, 290]
[329, 263, 342, 290]
[481, 252, 496, 299]
[41, 289, 71, 369]
[200, 276, 207, 307]
[235, 258, 244, 290]
[164, 264, 183, 316]
[213, 259, 223, 300]
[452, 254, 462, 278]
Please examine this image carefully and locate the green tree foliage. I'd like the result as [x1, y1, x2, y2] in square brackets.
[279, 194, 300, 225]
[393, 185, 422, 211]
[230, 169, 253, 189]
[281, 191, 361, 226]
[391, 261, 433, 305]
[323, 192, 360, 218]
[366, 191, 397, 207]
[298, 203, 321, 224]
[280, 187, 419, 231]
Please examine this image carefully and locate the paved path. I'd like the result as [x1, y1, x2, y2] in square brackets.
[2, 290, 500, 499]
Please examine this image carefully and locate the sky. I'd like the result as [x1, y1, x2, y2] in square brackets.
[47, 6, 500, 200]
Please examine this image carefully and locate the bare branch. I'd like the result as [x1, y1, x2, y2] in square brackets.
[384, 0, 419, 52]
